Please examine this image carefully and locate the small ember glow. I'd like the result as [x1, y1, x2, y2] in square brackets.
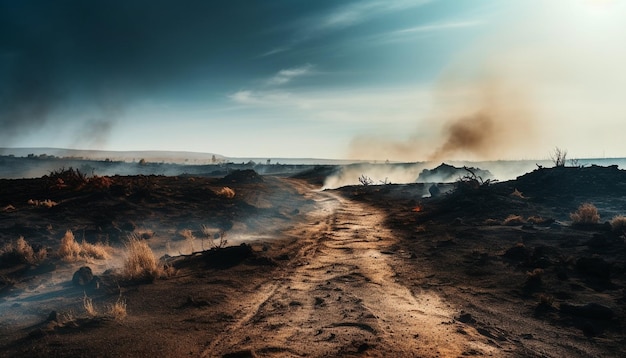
[412, 206, 423, 212]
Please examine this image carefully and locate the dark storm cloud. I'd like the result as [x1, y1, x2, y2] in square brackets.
[0, 0, 314, 144]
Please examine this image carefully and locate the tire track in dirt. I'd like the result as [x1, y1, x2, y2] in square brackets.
[204, 186, 502, 357]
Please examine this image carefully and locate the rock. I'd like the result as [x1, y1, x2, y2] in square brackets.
[72, 266, 94, 287]
[47, 310, 58, 322]
[428, 184, 441, 198]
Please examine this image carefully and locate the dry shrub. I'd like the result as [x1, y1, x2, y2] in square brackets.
[570, 203, 600, 225]
[122, 235, 162, 281]
[503, 215, 525, 226]
[201, 225, 228, 249]
[1, 236, 47, 264]
[216, 186, 235, 199]
[610, 215, 626, 233]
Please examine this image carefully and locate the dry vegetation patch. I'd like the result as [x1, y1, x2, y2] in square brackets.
[122, 235, 165, 281]
[0, 236, 47, 265]
[58, 230, 110, 261]
[570, 203, 600, 225]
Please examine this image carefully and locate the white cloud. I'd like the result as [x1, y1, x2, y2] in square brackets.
[319, 0, 432, 30]
[267, 64, 314, 86]
[394, 20, 483, 34]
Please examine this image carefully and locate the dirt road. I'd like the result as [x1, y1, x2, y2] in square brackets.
[205, 185, 500, 357]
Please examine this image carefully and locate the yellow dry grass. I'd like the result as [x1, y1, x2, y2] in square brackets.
[58, 230, 111, 261]
[1, 236, 47, 264]
[570, 203, 600, 225]
[503, 214, 525, 226]
[122, 234, 162, 280]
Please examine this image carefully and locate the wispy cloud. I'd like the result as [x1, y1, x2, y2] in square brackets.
[319, 0, 432, 30]
[394, 20, 483, 34]
[260, 0, 432, 57]
[267, 64, 314, 86]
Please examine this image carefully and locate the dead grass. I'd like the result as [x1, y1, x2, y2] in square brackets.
[58, 230, 110, 261]
[610, 215, 626, 233]
[503, 215, 525, 226]
[83, 293, 98, 317]
[570, 203, 600, 225]
[122, 234, 163, 281]
[0, 236, 47, 265]
[216, 186, 236, 198]
[107, 296, 127, 321]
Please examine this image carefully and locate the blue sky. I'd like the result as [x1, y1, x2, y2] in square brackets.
[1, 0, 625, 160]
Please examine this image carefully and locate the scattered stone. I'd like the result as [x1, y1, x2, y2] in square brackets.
[222, 350, 257, 358]
[456, 312, 476, 324]
[47, 310, 58, 322]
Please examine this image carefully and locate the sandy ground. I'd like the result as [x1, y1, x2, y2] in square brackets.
[1, 166, 625, 357]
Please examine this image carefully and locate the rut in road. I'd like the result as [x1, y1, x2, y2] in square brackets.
[204, 189, 499, 357]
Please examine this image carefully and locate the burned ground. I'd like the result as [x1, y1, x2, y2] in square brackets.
[1, 165, 625, 357]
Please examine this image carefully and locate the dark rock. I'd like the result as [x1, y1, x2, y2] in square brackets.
[503, 245, 529, 261]
[72, 266, 94, 287]
[222, 350, 257, 358]
[203, 243, 253, 269]
[456, 312, 476, 324]
[418, 163, 493, 183]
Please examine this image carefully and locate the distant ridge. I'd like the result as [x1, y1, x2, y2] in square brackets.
[0, 147, 363, 166]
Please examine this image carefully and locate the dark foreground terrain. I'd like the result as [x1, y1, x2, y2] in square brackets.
[1, 165, 625, 357]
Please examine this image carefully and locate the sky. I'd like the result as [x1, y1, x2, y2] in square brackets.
[1, 0, 625, 161]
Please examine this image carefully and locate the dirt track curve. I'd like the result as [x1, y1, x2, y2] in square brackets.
[204, 185, 504, 357]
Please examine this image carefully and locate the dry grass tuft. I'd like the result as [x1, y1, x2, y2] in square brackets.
[1, 236, 47, 264]
[216, 186, 236, 199]
[80, 240, 111, 260]
[122, 234, 163, 281]
[83, 293, 98, 317]
[58, 230, 110, 261]
[610, 215, 626, 233]
[58, 230, 82, 261]
[108, 296, 127, 321]
[570, 203, 600, 225]
[503, 215, 525, 226]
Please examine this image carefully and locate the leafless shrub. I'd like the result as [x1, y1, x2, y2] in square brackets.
[216, 186, 236, 198]
[550, 147, 567, 167]
[201, 225, 228, 249]
[510, 189, 525, 199]
[483, 218, 500, 226]
[89, 175, 113, 189]
[570, 203, 600, 225]
[358, 174, 374, 186]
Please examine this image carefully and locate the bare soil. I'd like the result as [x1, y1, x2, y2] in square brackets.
[1, 166, 625, 357]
